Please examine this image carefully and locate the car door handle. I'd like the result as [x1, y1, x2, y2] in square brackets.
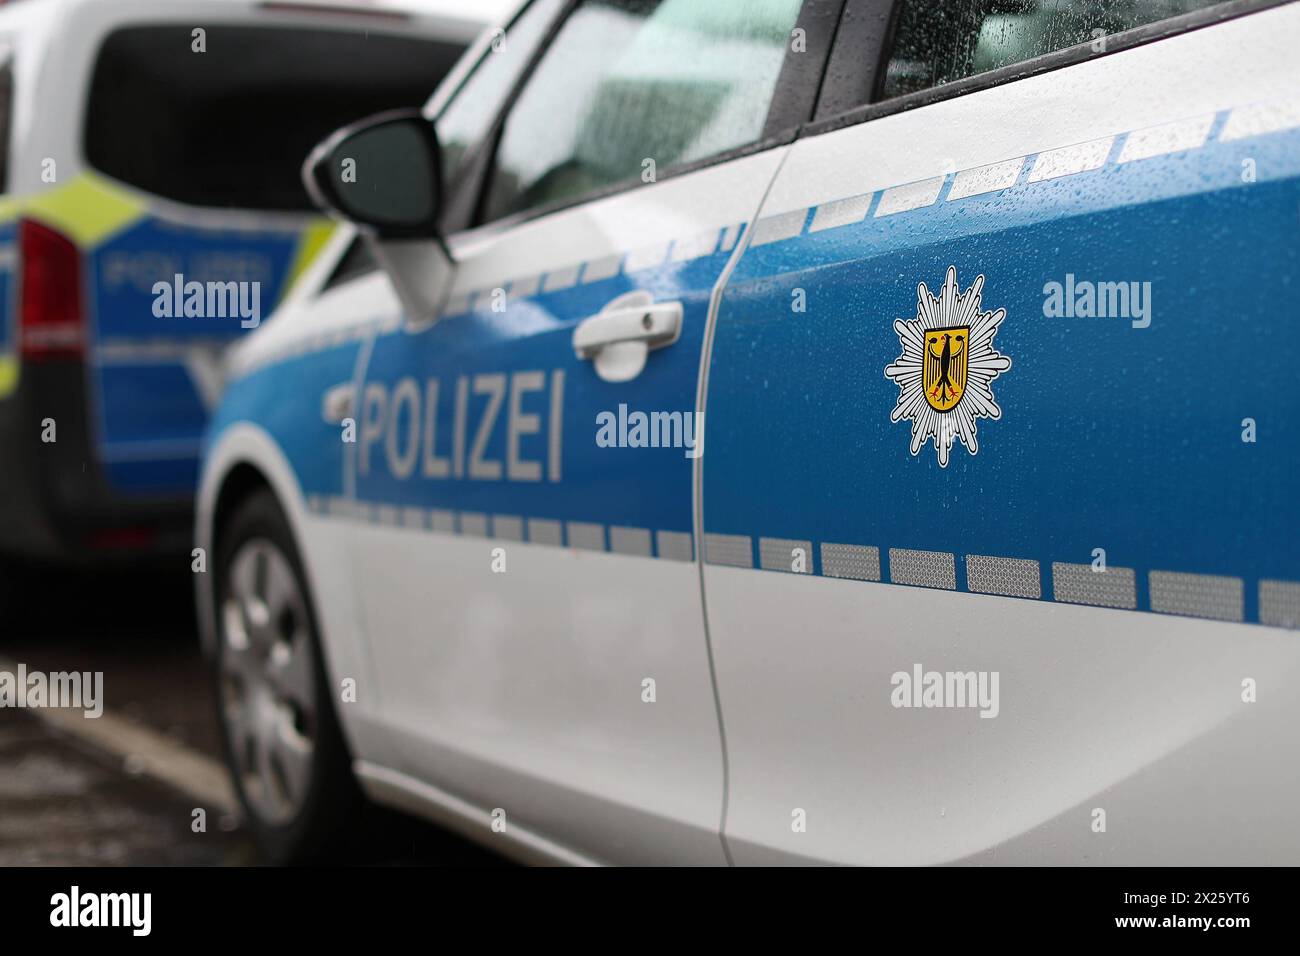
[573, 290, 682, 383]
[321, 382, 356, 423]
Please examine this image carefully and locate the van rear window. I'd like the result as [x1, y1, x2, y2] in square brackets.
[85, 24, 463, 211]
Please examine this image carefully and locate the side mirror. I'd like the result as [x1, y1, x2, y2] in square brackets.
[303, 108, 443, 239]
[303, 108, 453, 324]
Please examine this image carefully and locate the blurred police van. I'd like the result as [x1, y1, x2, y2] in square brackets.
[0, 0, 494, 572]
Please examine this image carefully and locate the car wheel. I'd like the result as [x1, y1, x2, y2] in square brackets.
[213, 488, 363, 864]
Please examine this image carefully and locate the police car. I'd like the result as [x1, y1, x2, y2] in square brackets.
[196, 0, 1300, 865]
[0, 0, 491, 580]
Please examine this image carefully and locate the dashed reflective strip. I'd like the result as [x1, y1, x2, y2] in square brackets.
[966, 554, 1041, 599]
[1027, 136, 1114, 182]
[889, 548, 956, 590]
[809, 194, 872, 232]
[526, 517, 562, 546]
[306, 499, 1294, 626]
[656, 530, 694, 562]
[542, 263, 580, 292]
[749, 210, 806, 247]
[704, 533, 753, 568]
[820, 543, 880, 582]
[875, 177, 943, 216]
[508, 274, 541, 298]
[1149, 570, 1243, 623]
[625, 242, 670, 272]
[315, 499, 695, 561]
[1260, 580, 1300, 629]
[1117, 114, 1214, 163]
[324, 496, 353, 517]
[947, 158, 1024, 200]
[609, 526, 652, 557]
[787, 97, 1297, 241]
[1220, 98, 1300, 141]
[671, 228, 720, 262]
[1051, 562, 1136, 610]
[492, 515, 524, 541]
[759, 537, 812, 574]
[459, 512, 488, 537]
[566, 521, 605, 551]
[582, 254, 622, 284]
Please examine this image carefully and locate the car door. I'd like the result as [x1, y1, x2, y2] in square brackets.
[701, 0, 1300, 864]
[347, 0, 815, 864]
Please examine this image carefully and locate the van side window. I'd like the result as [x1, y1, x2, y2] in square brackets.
[85, 25, 464, 211]
[482, 0, 803, 223]
[881, 0, 1229, 99]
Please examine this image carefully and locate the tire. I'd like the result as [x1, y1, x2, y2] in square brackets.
[0, 558, 25, 628]
[212, 488, 364, 864]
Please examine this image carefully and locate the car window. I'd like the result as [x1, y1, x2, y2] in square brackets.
[435, 0, 566, 196]
[881, 0, 1230, 100]
[85, 25, 465, 211]
[482, 0, 803, 223]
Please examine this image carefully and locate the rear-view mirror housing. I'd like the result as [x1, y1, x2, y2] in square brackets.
[303, 108, 443, 240]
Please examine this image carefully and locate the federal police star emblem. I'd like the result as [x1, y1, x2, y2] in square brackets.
[884, 267, 1012, 467]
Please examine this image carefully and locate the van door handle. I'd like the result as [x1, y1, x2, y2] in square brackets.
[573, 290, 682, 383]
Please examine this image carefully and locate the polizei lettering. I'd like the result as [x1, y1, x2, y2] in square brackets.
[358, 370, 565, 483]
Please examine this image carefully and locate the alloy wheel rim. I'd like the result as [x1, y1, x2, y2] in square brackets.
[219, 538, 317, 826]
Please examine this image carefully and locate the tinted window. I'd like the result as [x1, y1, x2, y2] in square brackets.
[483, 0, 802, 222]
[85, 25, 465, 211]
[882, 0, 1228, 99]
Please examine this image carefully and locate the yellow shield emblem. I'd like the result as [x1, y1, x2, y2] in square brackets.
[923, 325, 968, 412]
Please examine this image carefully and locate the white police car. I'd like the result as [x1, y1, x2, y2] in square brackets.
[0, 0, 493, 580]
[196, 0, 1300, 865]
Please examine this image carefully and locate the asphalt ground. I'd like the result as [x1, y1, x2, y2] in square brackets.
[0, 566, 504, 867]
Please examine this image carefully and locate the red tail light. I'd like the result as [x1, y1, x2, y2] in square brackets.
[20, 217, 85, 361]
